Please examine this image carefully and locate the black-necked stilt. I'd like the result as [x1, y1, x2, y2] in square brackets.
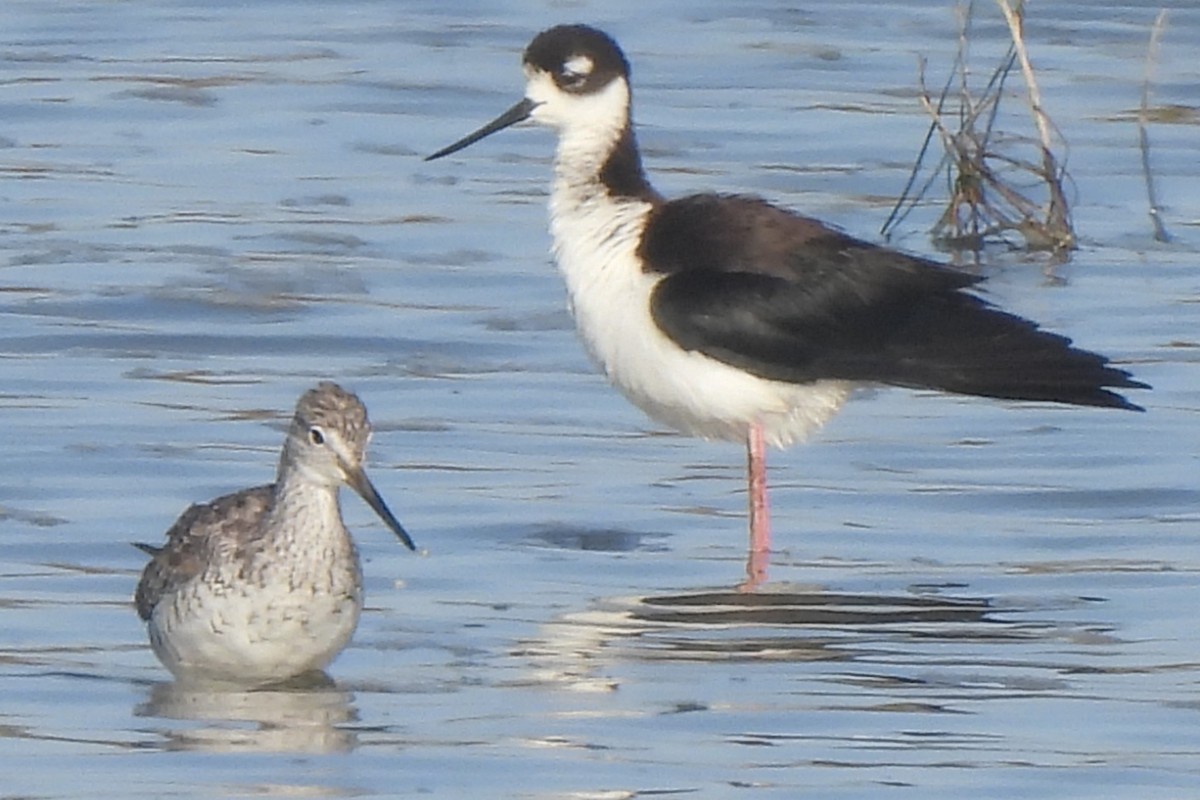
[135, 382, 416, 684]
[426, 24, 1147, 587]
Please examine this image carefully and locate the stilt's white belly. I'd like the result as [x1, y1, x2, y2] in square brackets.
[550, 200, 851, 448]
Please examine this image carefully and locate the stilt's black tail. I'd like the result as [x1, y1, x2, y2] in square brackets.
[865, 292, 1149, 411]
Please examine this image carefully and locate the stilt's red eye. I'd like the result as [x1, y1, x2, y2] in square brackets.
[308, 427, 326, 446]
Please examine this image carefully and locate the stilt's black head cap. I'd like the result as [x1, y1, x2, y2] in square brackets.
[523, 25, 630, 95]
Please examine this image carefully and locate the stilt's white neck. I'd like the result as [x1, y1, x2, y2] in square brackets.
[551, 124, 631, 213]
[525, 73, 657, 215]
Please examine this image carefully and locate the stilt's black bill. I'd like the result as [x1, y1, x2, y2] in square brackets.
[425, 98, 537, 161]
[346, 466, 417, 551]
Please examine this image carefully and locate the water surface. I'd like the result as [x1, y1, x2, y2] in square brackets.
[1, 1, 1198, 797]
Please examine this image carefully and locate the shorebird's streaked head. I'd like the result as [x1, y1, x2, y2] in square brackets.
[284, 382, 415, 550]
[426, 25, 632, 161]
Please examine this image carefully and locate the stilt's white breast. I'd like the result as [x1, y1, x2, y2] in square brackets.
[548, 189, 851, 448]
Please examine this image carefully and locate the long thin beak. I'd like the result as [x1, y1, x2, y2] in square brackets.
[345, 464, 416, 551]
[425, 97, 537, 161]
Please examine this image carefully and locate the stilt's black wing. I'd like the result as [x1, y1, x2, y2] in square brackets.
[642, 194, 1146, 410]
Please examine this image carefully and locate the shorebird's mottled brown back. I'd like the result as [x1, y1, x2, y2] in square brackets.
[134, 485, 275, 620]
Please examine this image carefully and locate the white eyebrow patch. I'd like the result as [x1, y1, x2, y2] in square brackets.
[564, 54, 594, 77]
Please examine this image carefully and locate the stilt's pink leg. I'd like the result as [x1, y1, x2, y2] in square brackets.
[747, 421, 771, 552]
[742, 421, 770, 589]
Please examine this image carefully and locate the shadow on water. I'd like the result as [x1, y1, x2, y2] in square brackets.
[519, 584, 1101, 696]
[524, 523, 671, 553]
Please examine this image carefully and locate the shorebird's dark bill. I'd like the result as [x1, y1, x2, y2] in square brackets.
[347, 467, 417, 551]
[425, 97, 537, 161]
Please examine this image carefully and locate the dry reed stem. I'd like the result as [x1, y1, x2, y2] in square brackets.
[1140, 9, 1171, 243]
[884, 0, 1075, 253]
[995, 0, 1073, 249]
[996, 0, 1052, 155]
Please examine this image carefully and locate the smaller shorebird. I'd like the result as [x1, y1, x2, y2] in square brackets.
[427, 25, 1147, 586]
[134, 382, 416, 685]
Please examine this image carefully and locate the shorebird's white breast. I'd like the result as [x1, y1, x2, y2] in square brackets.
[548, 192, 851, 448]
[149, 577, 361, 684]
[147, 512, 364, 684]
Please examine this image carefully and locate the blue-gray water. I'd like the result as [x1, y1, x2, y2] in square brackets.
[2, 1, 1198, 797]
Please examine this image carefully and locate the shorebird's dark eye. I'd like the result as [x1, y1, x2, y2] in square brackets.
[559, 54, 594, 90]
[308, 426, 326, 446]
